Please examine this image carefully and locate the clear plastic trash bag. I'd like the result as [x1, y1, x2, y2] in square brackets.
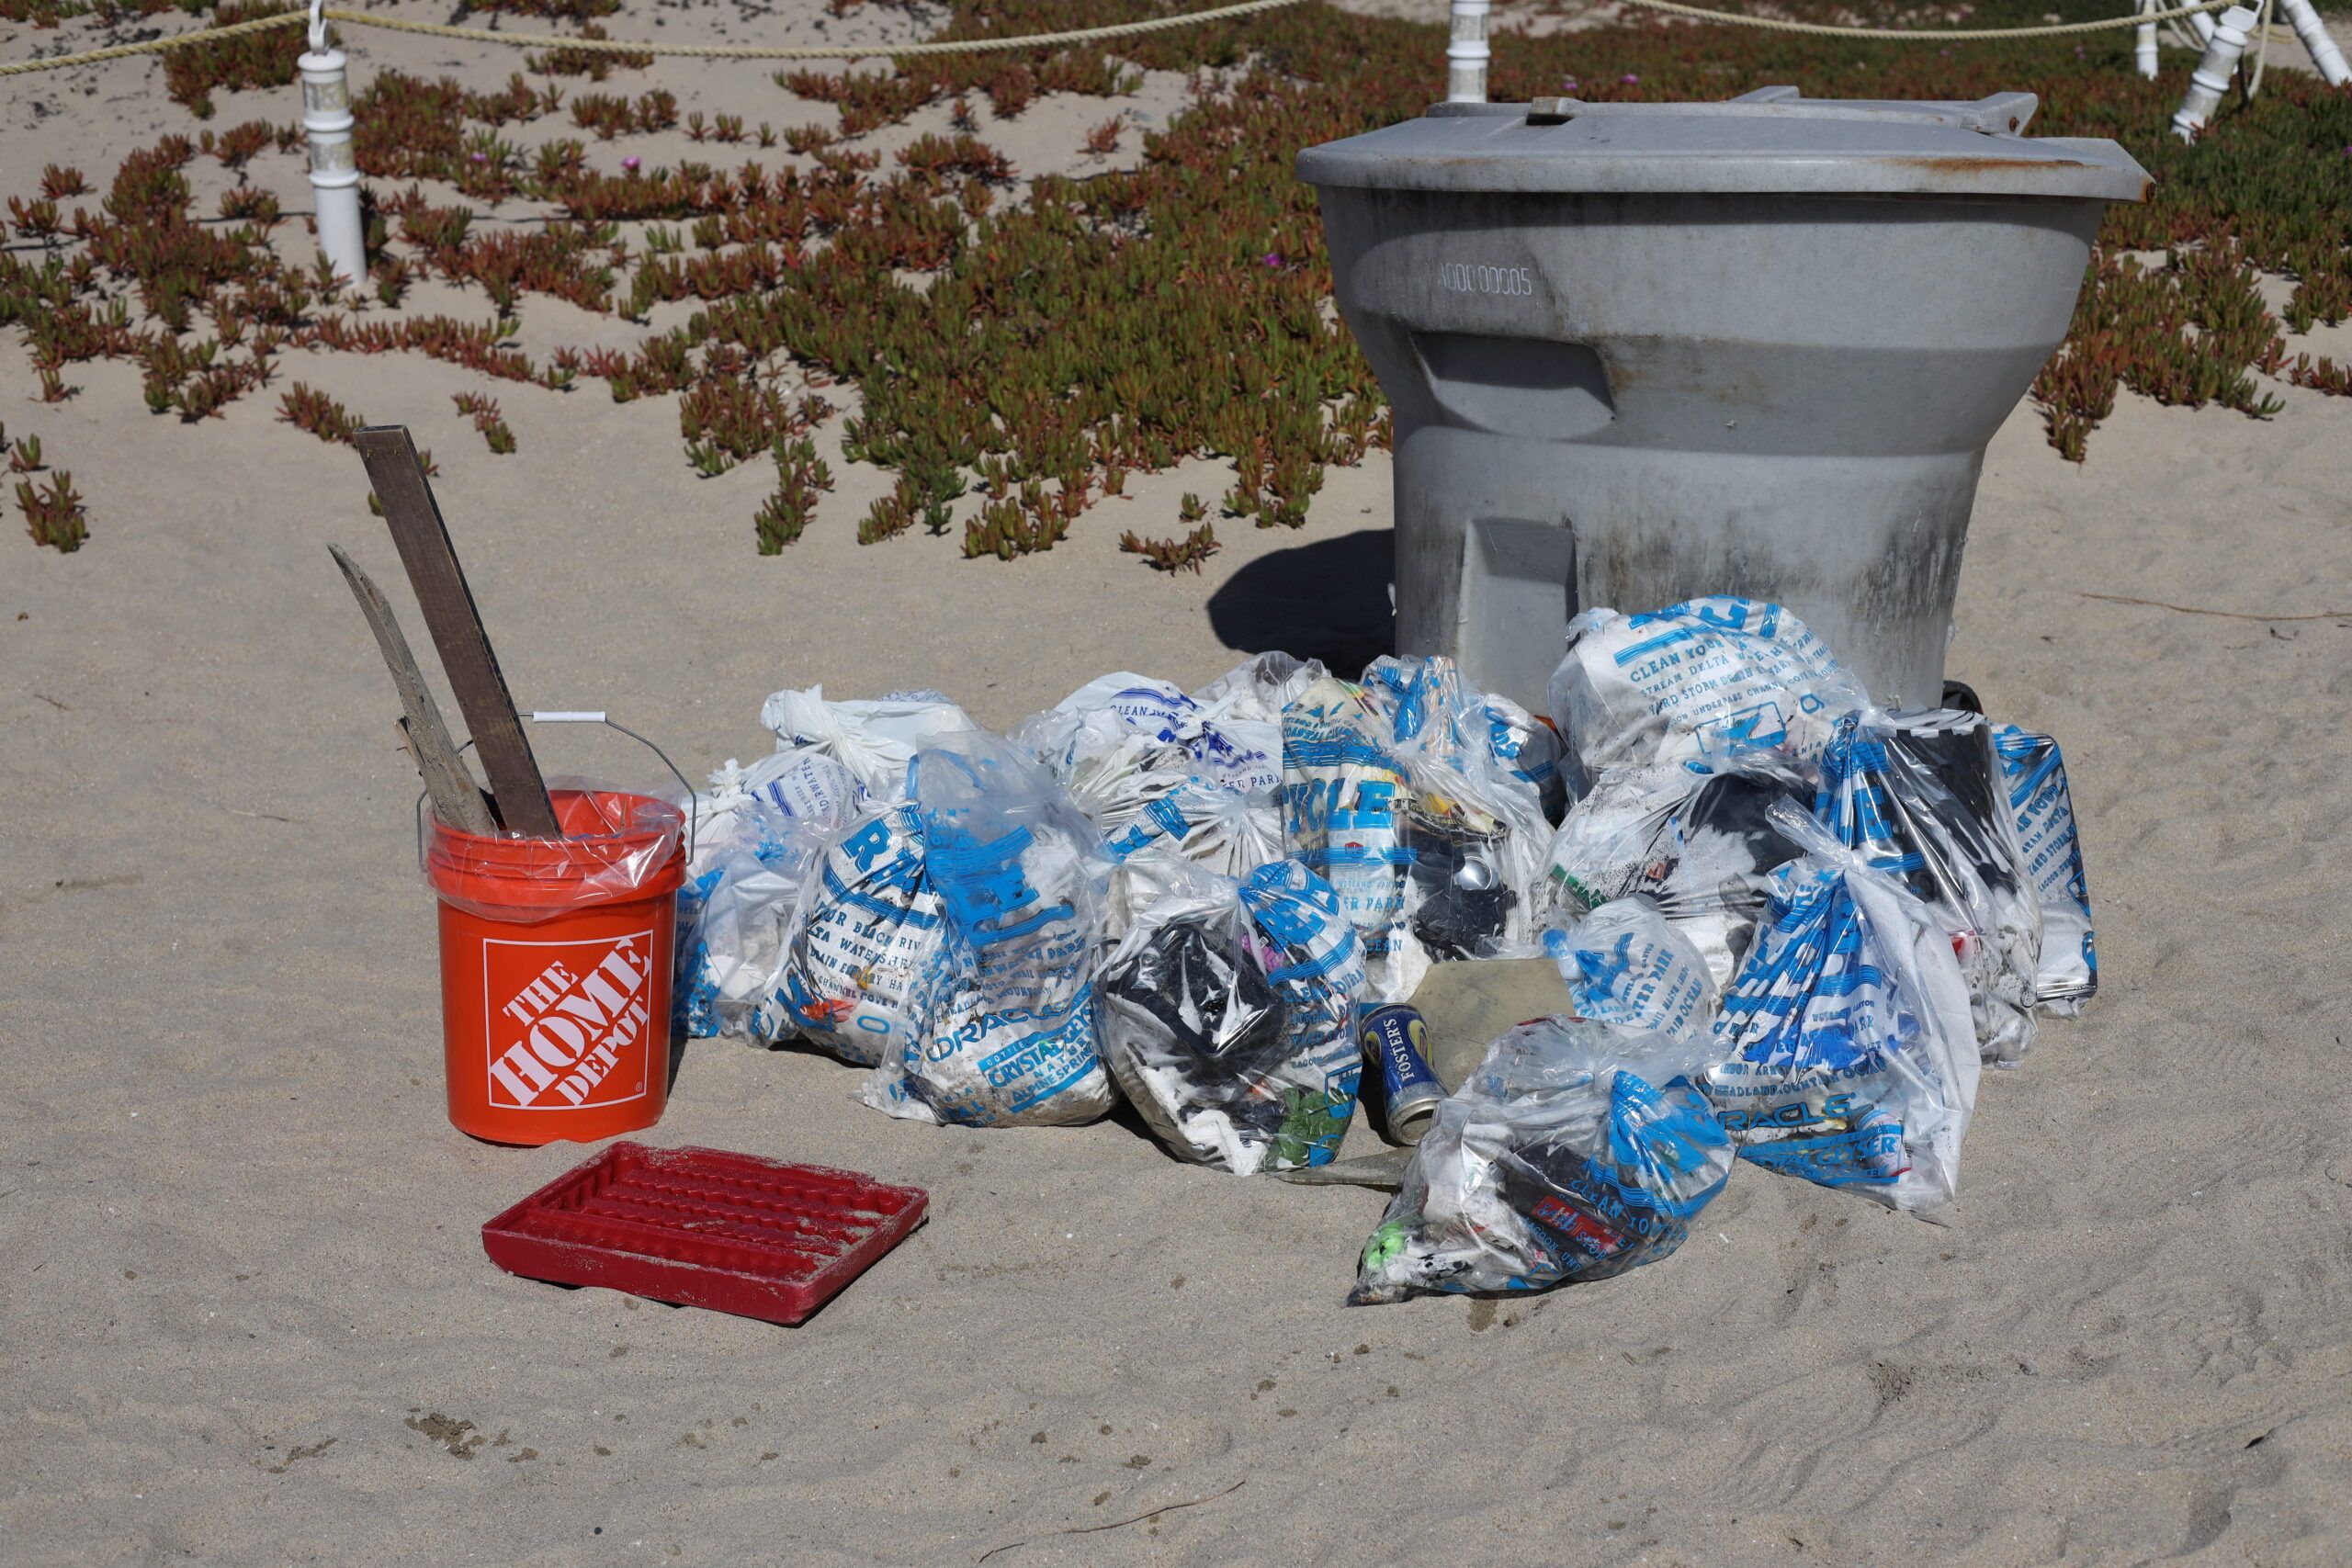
[1705, 803, 1979, 1212]
[1102, 777, 1286, 936]
[1993, 723, 2098, 1014]
[1014, 671, 1283, 821]
[1357, 654, 1555, 965]
[1547, 597, 1870, 777]
[1543, 897, 1721, 1047]
[1097, 859, 1369, 1174]
[759, 685, 978, 800]
[1480, 693, 1568, 822]
[773, 803, 948, 1067]
[1535, 759, 1812, 987]
[1282, 675, 1424, 1001]
[1816, 708, 2042, 1065]
[1351, 1017, 1736, 1303]
[1013, 668, 1287, 935]
[1400, 767, 1550, 968]
[1359, 653, 1565, 818]
[673, 748, 867, 1042]
[1193, 650, 1329, 731]
[858, 730, 1116, 1128]
[1272, 656, 1555, 1001]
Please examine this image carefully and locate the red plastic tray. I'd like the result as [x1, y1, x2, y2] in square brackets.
[481, 1141, 928, 1325]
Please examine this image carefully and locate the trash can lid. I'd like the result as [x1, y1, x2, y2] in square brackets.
[1296, 86, 2149, 201]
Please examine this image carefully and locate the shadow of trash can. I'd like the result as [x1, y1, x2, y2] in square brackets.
[1297, 86, 2149, 711]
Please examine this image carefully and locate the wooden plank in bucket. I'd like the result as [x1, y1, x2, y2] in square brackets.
[355, 425, 561, 840]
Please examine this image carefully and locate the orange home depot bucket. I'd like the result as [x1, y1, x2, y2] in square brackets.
[424, 788, 686, 1145]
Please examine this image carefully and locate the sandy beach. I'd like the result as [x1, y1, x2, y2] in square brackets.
[5, 0, 2352, 1562]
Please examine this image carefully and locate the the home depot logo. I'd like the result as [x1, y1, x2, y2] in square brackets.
[481, 931, 654, 1110]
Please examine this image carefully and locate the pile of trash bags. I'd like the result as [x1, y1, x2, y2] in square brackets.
[672, 596, 2098, 1303]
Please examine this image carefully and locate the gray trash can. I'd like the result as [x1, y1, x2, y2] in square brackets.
[1297, 87, 2148, 710]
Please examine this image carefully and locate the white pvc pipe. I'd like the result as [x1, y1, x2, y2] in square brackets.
[300, 16, 364, 288]
[2277, 0, 2351, 84]
[2173, 6, 2256, 139]
[2245, 0, 2272, 99]
[2188, 8, 2218, 41]
[1447, 0, 1489, 105]
[2136, 0, 2160, 78]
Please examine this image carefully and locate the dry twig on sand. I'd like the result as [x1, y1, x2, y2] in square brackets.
[2077, 592, 2350, 622]
[974, 1477, 1246, 1563]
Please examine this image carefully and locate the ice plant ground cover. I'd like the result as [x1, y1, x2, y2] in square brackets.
[2, 0, 2347, 553]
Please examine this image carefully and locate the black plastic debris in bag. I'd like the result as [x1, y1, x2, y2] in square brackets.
[1097, 860, 1370, 1174]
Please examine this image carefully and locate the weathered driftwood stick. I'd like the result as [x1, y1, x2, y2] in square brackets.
[330, 542, 497, 836]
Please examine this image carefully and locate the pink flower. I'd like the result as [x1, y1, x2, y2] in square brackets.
[1262, 252, 1283, 268]
[622, 155, 641, 174]
[1622, 73, 1638, 85]
[1561, 75, 1579, 92]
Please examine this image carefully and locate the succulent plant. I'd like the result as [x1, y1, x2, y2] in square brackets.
[5, 0, 2346, 557]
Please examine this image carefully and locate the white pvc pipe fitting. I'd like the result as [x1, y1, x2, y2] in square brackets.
[2136, 1, 2161, 79]
[2277, 0, 2351, 85]
[1447, 0, 1490, 105]
[2189, 8, 2218, 41]
[300, 43, 365, 287]
[2173, 6, 2256, 140]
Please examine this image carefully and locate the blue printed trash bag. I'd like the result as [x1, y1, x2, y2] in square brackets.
[1705, 804, 1979, 1211]
[1013, 671, 1283, 814]
[1351, 1018, 1735, 1303]
[1546, 597, 1870, 777]
[1015, 661, 1297, 936]
[774, 803, 947, 1067]
[1357, 654, 1561, 833]
[856, 731, 1116, 1127]
[1283, 665, 1552, 1005]
[1542, 897, 1721, 1047]
[1282, 676, 1421, 1000]
[673, 748, 867, 1043]
[1994, 723, 2098, 1014]
[1100, 778, 1286, 936]
[1357, 654, 1556, 963]
[1192, 650, 1329, 726]
[1535, 759, 1813, 987]
[760, 685, 977, 799]
[1480, 693, 1569, 821]
[1097, 859, 1369, 1174]
[1816, 708, 2043, 1065]
[1358, 652, 1566, 818]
